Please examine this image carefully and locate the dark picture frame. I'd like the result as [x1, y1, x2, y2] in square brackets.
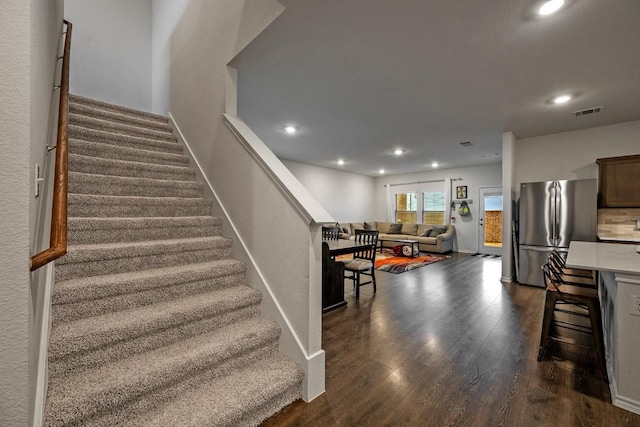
[456, 185, 467, 199]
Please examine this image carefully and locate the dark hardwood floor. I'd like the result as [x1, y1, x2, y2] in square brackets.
[263, 253, 640, 426]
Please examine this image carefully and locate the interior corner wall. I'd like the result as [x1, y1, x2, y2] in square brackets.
[515, 119, 640, 188]
[1, 1, 31, 424]
[374, 164, 502, 253]
[283, 160, 376, 222]
[64, 0, 152, 112]
[151, 0, 190, 115]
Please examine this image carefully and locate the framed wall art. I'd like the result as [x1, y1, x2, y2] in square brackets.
[456, 185, 467, 199]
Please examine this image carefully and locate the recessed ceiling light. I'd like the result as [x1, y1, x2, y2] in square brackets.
[284, 125, 297, 134]
[538, 0, 564, 16]
[379, 169, 385, 174]
[337, 159, 345, 165]
[553, 95, 571, 104]
[393, 149, 404, 156]
[432, 162, 439, 168]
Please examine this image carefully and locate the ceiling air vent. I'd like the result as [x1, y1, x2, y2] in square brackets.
[460, 141, 473, 147]
[574, 106, 603, 117]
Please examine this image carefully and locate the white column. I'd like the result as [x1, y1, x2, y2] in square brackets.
[501, 132, 517, 282]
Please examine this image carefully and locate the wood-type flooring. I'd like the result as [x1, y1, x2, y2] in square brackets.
[263, 253, 640, 426]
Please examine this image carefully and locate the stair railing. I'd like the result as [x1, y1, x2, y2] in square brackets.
[30, 20, 72, 271]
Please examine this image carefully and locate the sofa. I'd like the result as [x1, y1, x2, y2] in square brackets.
[335, 221, 455, 254]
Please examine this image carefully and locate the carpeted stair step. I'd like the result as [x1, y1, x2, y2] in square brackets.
[70, 94, 169, 124]
[69, 139, 189, 167]
[55, 236, 232, 281]
[48, 286, 264, 378]
[69, 126, 183, 154]
[70, 113, 176, 142]
[44, 95, 303, 427]
[45, 317, 281, 427]
[128, 354, 304, 427]
[69, 153, 194, 181]
[49, 292, 262, 381]
[68, 172, 203, 198]
[52, 260, 246, 324]
[70, 102, 172, 132]
[67, 216, 222, 244]
[68, 194, 211, 217]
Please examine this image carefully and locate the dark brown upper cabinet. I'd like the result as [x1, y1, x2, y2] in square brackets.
[596, 154, 640, 208]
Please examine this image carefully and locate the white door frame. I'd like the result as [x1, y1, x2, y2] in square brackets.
[478, 186, 503, 255]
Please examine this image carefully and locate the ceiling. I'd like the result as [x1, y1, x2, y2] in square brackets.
[232, 0, 640, 177]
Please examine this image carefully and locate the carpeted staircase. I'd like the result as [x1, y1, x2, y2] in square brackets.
[44, 94, 304, 426]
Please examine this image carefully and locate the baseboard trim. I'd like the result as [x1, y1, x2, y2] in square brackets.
[169, 113, 324, 401]
[32, 264, 55, 427]
[610, 374, 640, 415]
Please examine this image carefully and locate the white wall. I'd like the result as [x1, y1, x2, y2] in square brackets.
[515, 119, 640, 186]
[65, 0, 152, 111]
[374, 163, 502, 253]
[151, 0, 190, 114]
[283, 160, 375, 222]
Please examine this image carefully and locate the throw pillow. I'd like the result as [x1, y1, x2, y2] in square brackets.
[430, 225, 448, 237]
[401, 223, 418, 235]
[364, 221, 374, 230]
[420, 228, 433, 237]
[388, 223, 402, 234]
[350, 223, 364, 234]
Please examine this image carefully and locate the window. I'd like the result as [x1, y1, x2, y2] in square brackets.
[395, 192, 417, 223]
[390, 182, 446, 224]
[423, 191, 445, 224]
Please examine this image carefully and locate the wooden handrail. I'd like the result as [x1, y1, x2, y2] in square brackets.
[30, 20, 72, 271]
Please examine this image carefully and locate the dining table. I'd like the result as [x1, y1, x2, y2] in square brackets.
[322, 239, 376, 313]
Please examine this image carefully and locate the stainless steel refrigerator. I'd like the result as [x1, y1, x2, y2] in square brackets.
[518, 179, 597, 287]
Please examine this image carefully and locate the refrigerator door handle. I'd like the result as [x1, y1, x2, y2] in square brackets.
[554, 182, 559, 245]
[520, 245, 555, 252]
[556, 187, 561, 243]
[550, 182, 557, 247]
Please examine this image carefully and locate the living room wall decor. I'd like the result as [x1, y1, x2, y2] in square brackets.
[456, 185, 467, 199]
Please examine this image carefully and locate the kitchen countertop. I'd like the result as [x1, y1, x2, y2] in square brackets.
[565, 241, 640, 275]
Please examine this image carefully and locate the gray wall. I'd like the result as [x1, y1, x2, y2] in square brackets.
[65, 0, 152, 111]
[0, 0, 63, 424]
[283, 160, 376, 222]
[151, 0, 190, 114]
[515, 119, 640, 186]
[0, 2, 31, 423]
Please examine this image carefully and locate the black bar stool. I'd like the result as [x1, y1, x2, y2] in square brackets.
[538, 262, 607, 382]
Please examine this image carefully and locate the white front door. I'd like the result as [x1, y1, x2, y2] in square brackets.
[478, 187, 503, 256]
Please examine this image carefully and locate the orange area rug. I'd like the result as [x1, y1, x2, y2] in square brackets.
[338, 249, 449, 274]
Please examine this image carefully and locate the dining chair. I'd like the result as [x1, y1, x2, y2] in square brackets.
[344, 229, 379, 300]
[538, 262, 607, 382]
[322, 226, 340, 241]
